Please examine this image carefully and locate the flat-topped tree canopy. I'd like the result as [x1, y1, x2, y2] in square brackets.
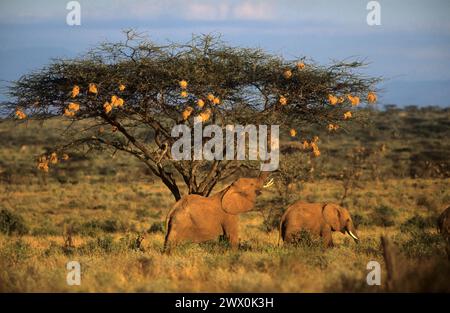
[6, 30, 380, 200]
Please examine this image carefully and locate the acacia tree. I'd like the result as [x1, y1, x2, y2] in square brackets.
[6, 31, 379, 201]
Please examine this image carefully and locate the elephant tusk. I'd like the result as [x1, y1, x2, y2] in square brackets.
[263, 178, 274, 188]
[348, 230, 359, 241]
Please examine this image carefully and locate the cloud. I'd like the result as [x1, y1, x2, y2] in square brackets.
[230, 1, 275, 20]
[182, 0, 275, 21]
[0, 0, 277, 23]
[183, 2, 230, 21]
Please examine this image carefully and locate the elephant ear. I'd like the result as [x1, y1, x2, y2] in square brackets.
[221, 186, 255, 215]
[323, 204, 341, 231]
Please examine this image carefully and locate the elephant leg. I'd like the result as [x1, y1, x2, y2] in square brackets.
[280, 221, 287, 243]
[321, 225, 334, 248]
[284, 230, 295, 244]
[163, 233, 174, 254]
[223, 216, 239, 249]
[282, 224, 299, 244]
[163, 222, 179, 253]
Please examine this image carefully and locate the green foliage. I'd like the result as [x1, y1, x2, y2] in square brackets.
[289, 229, 324, 249]
[147, 221, 164, 234]
[0, 239, 32, 264]
[400, 214, 437, 233]
[0, 209, 29, 235]
[401, 230, 444, 258]
[353, 237, 382, 257]
[257, 196, 285, 232]
[6, 31, 378, 200]
[198, 235, 232, 252]
[32, 219, 60, 236]
[79, 235, 126, 254]
[370, 205, 398, 227]
[351, 213, 370, 229]
[416, 194, 440, 212]
[76, 219, 129, 236]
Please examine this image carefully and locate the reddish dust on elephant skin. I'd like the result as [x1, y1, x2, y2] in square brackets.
[164, 174, 273, 251]
[280, 202, 359, 247]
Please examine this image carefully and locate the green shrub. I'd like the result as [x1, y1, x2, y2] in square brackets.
[371, 205, 397, 227]
[79, 235, 124, 254]
[42, 241, 64, 257]
[75, 219, 129, 236]
[401, 230, 444, 258]
[137, 209, 162, 220]
[290, 230, 324, 249]
[400, 214, 437, 233]
[119, 233, 145, 251]
[101, 219, 126, 233]
[78, 234, 144, 255]
[199, 235, 232, 252]
[352, 213, 369, 229]
[136, 208, 151, 219]
[148, 221, 164, 234]
[0, 209, 29, 235]
[32, 219, 60, 236]
[352, 237, 382, 257]
[96, 235, 116, 253]
[0, 239, 32, 264]
[416, 195, 440, 212]
[256, 197, 285, 232]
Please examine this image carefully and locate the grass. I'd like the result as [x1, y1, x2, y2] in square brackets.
[0, 107, 449, 292]
[0, 177, 448, 292]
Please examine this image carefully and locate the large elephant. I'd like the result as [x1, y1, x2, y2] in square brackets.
[164, 173, 273, 251]
[279, 202, 359, 247]
[437, 206, 450, 259]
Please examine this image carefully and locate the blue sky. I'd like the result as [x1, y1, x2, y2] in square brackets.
[1, 0, 450, 106]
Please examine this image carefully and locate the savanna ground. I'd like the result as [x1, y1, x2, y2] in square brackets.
[0, 106, 449, 292]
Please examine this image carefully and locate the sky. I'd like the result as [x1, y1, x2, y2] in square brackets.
[0, 0, 449, 106]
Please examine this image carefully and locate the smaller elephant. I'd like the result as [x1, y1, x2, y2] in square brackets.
[279, 202, 359, 247]
[437, 206, 450, 259]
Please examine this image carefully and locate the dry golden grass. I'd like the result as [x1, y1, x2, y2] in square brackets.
[1, 178, 448, 292]
[1, 109, 449, 292]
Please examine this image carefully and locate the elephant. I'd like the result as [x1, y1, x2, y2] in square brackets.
[163, 173, 273, 251]
[437, 206, 450, 259]
[279, 202, 359, 247]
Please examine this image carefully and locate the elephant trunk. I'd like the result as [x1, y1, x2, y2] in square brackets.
[258, 171, 274, 188]
[258, 171, 270, 182]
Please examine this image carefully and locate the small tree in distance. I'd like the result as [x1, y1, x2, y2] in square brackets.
[6, 30, 379, 201]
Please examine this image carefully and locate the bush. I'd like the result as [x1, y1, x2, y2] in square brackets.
[0, 239, 32, 264]
[260, 208, 284, 233]
[290, 230, 324, 249]
[400, 214, 437, 233]
[353, 237, 382, 257]
[42, 241, 64, 257]
[136, 209, 162, 220]
[416, 195, 440, 212]
[148, 221, 164, 234]
[32, 219, 60, 236]
[401, 230, 444, 258]
[352, 213, 369, 229]
[0, 209, 29, 235]
[371, 205, 397, 227]
[74, 219, 129, 236]
[79, 235, 124, 254]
